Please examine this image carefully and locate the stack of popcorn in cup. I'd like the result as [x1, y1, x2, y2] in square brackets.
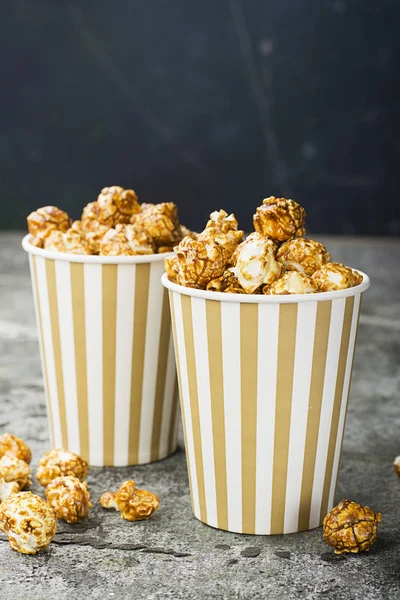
[162, 197, 369, 535]
[22, 186, 193, 467]
[165, 196, 362, 294]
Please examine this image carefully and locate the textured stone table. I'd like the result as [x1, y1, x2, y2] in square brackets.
[0, 233, 399, 600]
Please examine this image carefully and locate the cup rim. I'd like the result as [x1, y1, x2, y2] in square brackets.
[22, 234, 172, 264]
[161, 270, 371, 304]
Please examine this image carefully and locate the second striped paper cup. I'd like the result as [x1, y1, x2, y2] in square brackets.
[162, 272, 370, 535]
[22, 235, 179, 467]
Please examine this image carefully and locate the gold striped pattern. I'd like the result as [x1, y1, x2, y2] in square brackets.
[271, 303, 298, 534]
[298, 300, 332, 531]
[28, 254, 177, 466]
[128, 263, 150, 464]
[168, 290, 365, 535]
[206, 300, 228, 531]
[70, 263, 89, 461]
[31, 256, 54, 440]
[169, 291, 195, 511]
[181, 294, 207, 523]
[240, 304, 259, 534]
[102, 265, 118, 466]
[319, 296, 355, 522]
[46, 259, 68, 448]
[168, 378, 179, 455]
[151, 288, 172, 461]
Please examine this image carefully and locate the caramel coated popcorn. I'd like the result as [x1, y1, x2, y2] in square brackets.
[323, 499, 381, 554]
[198, 210, 243, 260]
[312, 262, 363, 292]
[263, 271, 317, 295]
[0, 453, 31, 491]
[206, 269, 245, 294]
[0, 492, 57, 554]
[276, 237, 331, 277]
[393, 455, 400, 477]
[166, 196, 364, 296]
[27, 206, 71, 248]
[229, 233, 281, 293]
[83, 186, 141, 228]
[46, 476, 92, 523]
[44, 229, 91, 255]
[0, 434, 31, 464]
[253, 197, 306, 242]
[100, 480, 159, 522]
[131, 202, 181, 246]
[100, 224, 155, 256]
[36, 449, 88, 487]
[27, 187, 191, 257]
[167, 236, 228, 288]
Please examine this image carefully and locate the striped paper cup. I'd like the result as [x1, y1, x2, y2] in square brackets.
[22, 235, 179, 467]
[162, 271, 370, 535]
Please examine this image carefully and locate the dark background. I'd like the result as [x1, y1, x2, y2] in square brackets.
[1, 0, 399, 234]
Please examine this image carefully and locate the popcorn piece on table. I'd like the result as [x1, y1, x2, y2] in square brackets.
[198, 210, 243, 260]
[44, 229, 92, 255]
[393, 455, 400, 477]
[229, 232, 281, 294]
[131, 202, 181, 246]
[253, 197, 306, 242]
[276, 237, 331, 276]
[323, 499, 381, 554]
[100, 480, 159, 522]
[0, 452, 32, 502]
[166, 237, 228, 289]
[100, 224, 155, 256]
[27, 206, 71, 248]
[0, 492, 57, 554]
[36, 449, 88, 487]
[263, 271, 317, 295]
[206, 269, 245, 294]
[312, 262, 363, 292]
[0, 453, 31, 490]
[46, 476, 92, 523]
[0, 433, 32, 464]
[0, 480, 20, 503]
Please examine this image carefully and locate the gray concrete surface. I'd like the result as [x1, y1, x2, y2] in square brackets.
[0, 233, 399, 600]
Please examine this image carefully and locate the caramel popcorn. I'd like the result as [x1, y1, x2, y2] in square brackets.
[36, 449, 88, 487]
[253, 197, 306, 242]
[179, 225, 197, 240]
[73, 219, 109, 254]
[100, 480, 159, 522]
[0, 434, 32, 464]
[82, 186, 141, 230]
[131, 202, 180, 246]
[0, 453, 31, 490]
[229, 232, 281, 294]
[323, 499, 381, 554]
[0, 492, 57, 554]
[46, 476, 92, 524]
[206, 269, 245, 294]
[0, 480, 20, 503]
[198, 210, 243, 260]
[27, 206, 71, 248]
[100, 224, 155, 256]
[393, 456, 400, 477]
[312, 262, 363, 292]
[44, 229, 92, 255]
[276, 237, 331, 277]
[263, 271, 318, 295]
[170, 237, 228, 289]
